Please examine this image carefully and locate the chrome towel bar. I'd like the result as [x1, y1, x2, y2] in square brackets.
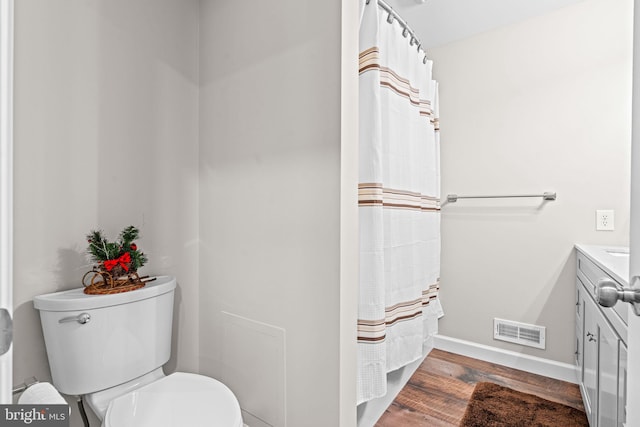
[446, 192, 556, 203]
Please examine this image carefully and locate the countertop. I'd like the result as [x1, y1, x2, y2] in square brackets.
[575, 244, 629, 286]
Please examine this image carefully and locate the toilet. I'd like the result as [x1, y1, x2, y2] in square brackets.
[34, 276, 243, 427]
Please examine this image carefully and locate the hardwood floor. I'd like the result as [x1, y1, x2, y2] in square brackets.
[375, 349, 585, 426]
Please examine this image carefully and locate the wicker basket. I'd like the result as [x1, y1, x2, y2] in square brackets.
[82, 264, 145, 295]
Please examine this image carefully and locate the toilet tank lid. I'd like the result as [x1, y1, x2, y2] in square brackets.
[33, 276, 176, 312]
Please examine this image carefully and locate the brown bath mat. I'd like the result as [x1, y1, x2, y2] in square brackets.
[459, 382, 588, 427]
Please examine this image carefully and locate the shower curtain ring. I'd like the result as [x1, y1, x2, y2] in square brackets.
[387, 13, 394, 24]
[402, 28, 409, 37]
[423, 56, 428, 64]
[416, 43, 422, 52]
[410, 37, 416, 46]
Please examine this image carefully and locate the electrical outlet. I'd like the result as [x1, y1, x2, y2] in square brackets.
[596, 210, 615, 231]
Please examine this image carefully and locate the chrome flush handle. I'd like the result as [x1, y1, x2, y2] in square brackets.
[58, 313, 91, 325]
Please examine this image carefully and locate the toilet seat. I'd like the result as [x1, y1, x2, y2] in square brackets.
[103, 372, 243, 427]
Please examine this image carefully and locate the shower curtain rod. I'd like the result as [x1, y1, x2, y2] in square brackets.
[366, 0, 428, 61]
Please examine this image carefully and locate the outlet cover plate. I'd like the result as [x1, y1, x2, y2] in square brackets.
[596, 209, 615, 231]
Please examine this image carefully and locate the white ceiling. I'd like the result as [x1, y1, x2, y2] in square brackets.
[383, 0, 586, 49]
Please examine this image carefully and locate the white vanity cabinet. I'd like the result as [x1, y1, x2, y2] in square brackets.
[575, 246, 628, 427]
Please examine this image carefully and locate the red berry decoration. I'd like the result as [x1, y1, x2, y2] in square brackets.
[130, 244, 137, 250]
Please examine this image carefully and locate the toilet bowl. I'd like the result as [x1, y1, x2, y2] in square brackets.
[101, 372, 243, 427]
[34, 276, 243, 426]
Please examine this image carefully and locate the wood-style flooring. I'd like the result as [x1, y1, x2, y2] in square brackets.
[375, 349, 584, 426]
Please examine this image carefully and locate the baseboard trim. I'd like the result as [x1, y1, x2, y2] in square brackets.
[434, 335, 579, 384]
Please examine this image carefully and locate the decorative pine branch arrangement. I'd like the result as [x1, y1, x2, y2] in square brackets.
[86, 225, 148, 274]
[83, 225, 152, 295]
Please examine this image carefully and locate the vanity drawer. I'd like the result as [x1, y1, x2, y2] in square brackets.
[577, 253, 602, 294]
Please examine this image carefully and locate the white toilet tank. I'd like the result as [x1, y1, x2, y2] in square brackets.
[34, 276, 176, 396]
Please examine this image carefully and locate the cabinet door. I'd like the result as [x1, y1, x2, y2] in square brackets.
[576, 281, 585, 379]
[583, 294, 598, 426]
[598, 318, 620, 427]
[618, 342, 627, 427]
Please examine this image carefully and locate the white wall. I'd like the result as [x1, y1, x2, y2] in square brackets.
[13, 1, 357, 426]
[430, 0, 633, 364]
[198, 1, 356, 426]
[341, 0, 360, 425]
[13, 1, 199, 425]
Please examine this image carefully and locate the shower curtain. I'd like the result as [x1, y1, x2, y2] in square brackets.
[357, 1, 443, 404]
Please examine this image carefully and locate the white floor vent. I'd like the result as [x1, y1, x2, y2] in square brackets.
[493, 318, 546, 349]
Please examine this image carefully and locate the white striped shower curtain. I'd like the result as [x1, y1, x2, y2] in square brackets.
[357, 1, 443, 405]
